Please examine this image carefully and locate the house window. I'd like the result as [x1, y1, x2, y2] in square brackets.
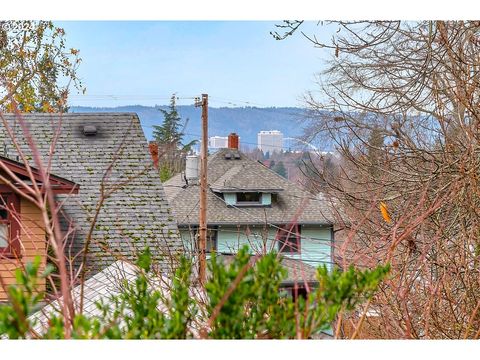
[0, 192, 20, 257]
[0, 205, 8, 248]
[236, 192, 262, 205]
[189, 226, 218, 253]
[281, 285, 309, 302]
[205, 228, 217, 253]
[277, 224, 301, 254]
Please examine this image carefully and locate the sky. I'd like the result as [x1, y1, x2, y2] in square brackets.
[58, 21, 333, 108]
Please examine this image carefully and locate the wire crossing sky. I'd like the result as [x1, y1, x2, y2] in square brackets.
[59, 21, 332, 108]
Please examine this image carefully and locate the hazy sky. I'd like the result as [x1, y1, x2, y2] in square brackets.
[59, 21, 332, 108]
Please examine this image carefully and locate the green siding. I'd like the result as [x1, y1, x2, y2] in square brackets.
[216, 225, 277, 255]
[180, 229, 196, 254]
[261, 193, 272, 206]
[296, 227, 333, 271]
[224, 193, 236, 205]
[216, 224, 332, 270]
[180, 225, 333, 270]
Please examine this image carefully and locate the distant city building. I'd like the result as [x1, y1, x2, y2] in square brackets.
[257, 130, 283, 154]
[208, 136, 228, 149]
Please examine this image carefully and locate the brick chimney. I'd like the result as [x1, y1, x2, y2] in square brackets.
[228, 133, 239, 149]
[149, 141, 159, 168]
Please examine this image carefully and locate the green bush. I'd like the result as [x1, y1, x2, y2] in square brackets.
[0, 247, 389, 339]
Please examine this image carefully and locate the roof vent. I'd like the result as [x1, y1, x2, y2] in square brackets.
[224, 152, 232, 160]
[233, 153, 241, 160]
[83, 125, 97, 136]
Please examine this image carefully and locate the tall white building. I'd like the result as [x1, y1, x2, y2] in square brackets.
[257, 130, 283, 154]
[208, 136, 228, 149]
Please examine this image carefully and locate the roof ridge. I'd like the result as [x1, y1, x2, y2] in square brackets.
[247, 156, 316, 195]
[207, 148, 312, 193]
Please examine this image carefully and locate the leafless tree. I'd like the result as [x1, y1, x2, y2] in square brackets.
[275, 20, 480, 338]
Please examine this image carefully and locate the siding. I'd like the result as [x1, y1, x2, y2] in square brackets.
[261, 193, 271, 206]
[0, 197, 46, 301]
[223, 193, 236, 206]
[180, 224, 333, 270]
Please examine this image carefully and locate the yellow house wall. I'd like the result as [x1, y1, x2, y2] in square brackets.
[0, 195, 47, 301]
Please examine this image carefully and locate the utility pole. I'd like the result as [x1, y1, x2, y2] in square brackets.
[195, 94, 208, 284]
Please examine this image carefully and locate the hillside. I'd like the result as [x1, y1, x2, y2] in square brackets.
[70, 105, 309, 147]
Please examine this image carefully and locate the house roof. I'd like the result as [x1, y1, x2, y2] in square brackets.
[29, 260, 140, 334]
[0, 113, 182, 274]
[0, 154, 79, 194]
[29, 260, 205, 337]
[214, 254, 319, 285]
[281, 258, 319, 285]
[29, 257, 316, 337]
[210, 163, 284, 193]
[164, 148, 333, 226]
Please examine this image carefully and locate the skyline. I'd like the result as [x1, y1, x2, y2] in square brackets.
[59, 21, 332, 109]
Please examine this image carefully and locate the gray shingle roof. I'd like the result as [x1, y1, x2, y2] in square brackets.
[210, 163, 284, 193]
[0, 113, 182, 275]
[164, 148, 333, 226]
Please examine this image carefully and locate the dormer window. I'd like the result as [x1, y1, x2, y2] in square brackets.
[236, 192, 262, 205]
[210, 163, 283, 208]
[223, 192, 272, 207]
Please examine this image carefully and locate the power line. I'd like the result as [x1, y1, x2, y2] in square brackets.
[208, 99, 308, 118]
[76, 95, 319, 150]
[68, 94, 308, 117]
[154, 131, 325, 152]
[69, 94, 294, 109]
[145, 130, 304, 150]
[207, 95, 267, 107]
[68, 94, 199, 101]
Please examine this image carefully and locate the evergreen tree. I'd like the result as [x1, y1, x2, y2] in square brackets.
[152, 95, 197, 182]
[153, 95, 184, 147]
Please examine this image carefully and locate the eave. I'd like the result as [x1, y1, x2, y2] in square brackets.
[0, 156, 79, 194]
[210, 187, 284, 193]
[177, 221, 334, 227]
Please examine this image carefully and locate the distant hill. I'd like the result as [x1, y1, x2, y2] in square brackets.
[70, 105, 309, 148]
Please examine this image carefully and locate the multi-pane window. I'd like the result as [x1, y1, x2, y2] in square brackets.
[187, 226, 218, 253]
[0, 193, 20, 257]
[236, 192, 262, 205]
[277, 224, 301, 254]
[0, 199, 9, 249]
[205, 228, 217, 253]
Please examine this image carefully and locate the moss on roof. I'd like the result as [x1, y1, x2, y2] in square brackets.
[0, 113, 182, 275]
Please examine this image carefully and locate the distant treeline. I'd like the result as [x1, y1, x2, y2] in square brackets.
[70, 105, 308, 146]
